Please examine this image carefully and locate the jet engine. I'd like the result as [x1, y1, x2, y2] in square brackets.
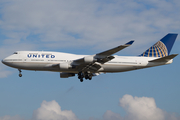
[84, 56, 97, 63]
[59, 63, 72, 69]
[60, 72, 75, 78]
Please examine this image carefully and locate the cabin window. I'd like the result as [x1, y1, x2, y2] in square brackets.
[13, 52, 18, 54]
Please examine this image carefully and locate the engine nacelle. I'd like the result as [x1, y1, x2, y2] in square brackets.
[84, 56, 96, 63]
[59, 63, 71, 69]
[60, 73, 75, 78]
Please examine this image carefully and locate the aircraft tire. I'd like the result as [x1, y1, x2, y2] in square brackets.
[19, 74, 22, 77]
[80, 78, 83, 82]
[85, 75, 89, 79]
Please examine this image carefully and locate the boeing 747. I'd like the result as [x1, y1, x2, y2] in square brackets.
[2, 33, 178, 82]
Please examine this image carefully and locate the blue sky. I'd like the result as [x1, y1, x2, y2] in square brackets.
[0, 0, 180, 120]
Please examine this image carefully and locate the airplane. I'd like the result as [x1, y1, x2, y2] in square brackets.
[1, 33, 178, 82]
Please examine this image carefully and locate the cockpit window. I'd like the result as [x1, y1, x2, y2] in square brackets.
[13, 52, 18, 54]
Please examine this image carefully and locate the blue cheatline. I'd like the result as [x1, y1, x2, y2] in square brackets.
[140, 33, 178, 57]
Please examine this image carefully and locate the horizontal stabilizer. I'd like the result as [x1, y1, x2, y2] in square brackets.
[149, 54, 178, 62]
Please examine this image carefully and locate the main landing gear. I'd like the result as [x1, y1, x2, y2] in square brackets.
[78, 72, 92, 82]
[18, 69, 22, 77]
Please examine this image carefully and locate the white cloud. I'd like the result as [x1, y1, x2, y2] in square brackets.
[103, 110, 123, 120]
[0, 0, 179, 51]
[0, 96, 179, 120]
[32, 100, 79, 120]
[120, 94, 165, 120]
[103, 94, 179, 120]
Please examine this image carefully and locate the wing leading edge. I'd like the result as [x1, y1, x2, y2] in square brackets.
[96, 40, 134, 58]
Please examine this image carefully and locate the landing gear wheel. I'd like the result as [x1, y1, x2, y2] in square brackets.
[85, 75, 89, 80]
[19, 74, 22, 77]
[78, 72, 82, 79]
[80, 78, 83, 82]
[78, 72, 84, 82]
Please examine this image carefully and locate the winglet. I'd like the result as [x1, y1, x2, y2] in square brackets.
[125, 40, 134, 46]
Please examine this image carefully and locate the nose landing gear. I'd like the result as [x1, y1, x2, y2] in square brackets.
[18, 69, 22, 77]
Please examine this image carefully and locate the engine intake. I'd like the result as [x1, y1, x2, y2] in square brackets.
[59, 63, 72, 69]
[84, 56, 96, 63]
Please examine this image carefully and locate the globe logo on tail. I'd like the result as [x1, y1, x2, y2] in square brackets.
[141, 41, 168, 57]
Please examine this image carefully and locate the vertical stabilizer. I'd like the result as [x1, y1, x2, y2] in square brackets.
[140, 33, 178, 57]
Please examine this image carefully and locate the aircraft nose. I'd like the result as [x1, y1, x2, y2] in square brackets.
[1, 59, 5, 64]
[1, 58, 11, 66]
[2, 59, 8, 65]
[1, 59, 4, 64]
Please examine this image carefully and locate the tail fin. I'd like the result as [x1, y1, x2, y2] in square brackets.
[140, 33, 178, 57]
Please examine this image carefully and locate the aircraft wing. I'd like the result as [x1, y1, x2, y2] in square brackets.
[95, 40, 134, 58]
[94, 40, 134, 63]
[73, 40, 134, 64]
[72, 40, 134, 73]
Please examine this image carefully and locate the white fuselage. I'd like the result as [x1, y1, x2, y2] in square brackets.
[2, 51, 172, 73]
